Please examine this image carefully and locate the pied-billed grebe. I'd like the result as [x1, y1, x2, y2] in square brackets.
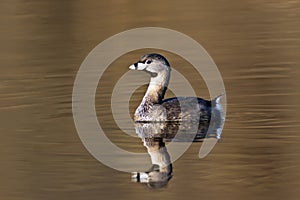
[129, 53, 223, 122]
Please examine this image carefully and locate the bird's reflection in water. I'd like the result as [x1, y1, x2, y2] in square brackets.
[131, 118, 223, 189]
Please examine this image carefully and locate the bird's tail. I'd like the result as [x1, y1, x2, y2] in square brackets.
[213, 93, 225, 104]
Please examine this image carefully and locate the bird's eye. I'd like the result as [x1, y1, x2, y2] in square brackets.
[146, 60, 152, 64]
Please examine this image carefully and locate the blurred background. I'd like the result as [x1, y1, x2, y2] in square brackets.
[0, 0, 299, 199]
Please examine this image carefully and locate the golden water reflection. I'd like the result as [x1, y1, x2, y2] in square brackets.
[0, 0, 299, 199]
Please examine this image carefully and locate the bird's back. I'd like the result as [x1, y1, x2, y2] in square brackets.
[161, 97, 212, 122]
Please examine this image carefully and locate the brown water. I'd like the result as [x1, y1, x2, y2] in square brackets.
[1, 1, 300, 200]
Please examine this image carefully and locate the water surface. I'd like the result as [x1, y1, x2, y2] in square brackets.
[1, 1, 300, 200]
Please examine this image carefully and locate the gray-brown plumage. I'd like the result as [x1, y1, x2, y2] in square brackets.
[129, 53, 222, 122]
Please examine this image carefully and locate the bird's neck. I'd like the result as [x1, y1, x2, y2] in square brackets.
[142, 71, 169, 105]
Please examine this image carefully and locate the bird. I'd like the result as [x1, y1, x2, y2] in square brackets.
[129, 53, 223, 122]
